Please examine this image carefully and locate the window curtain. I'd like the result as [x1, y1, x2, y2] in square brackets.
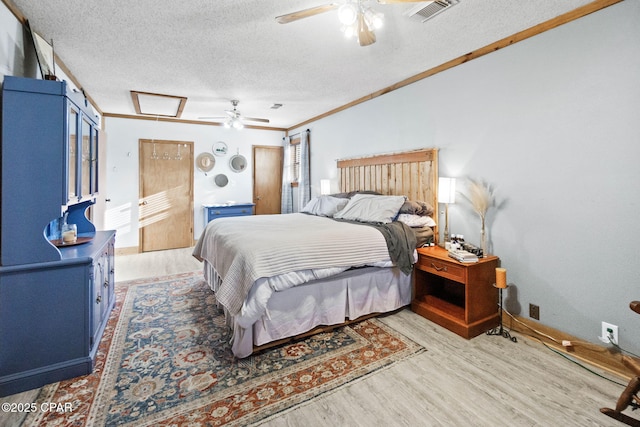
[297, 130, 311, 212]
[281, 137, 293, 213]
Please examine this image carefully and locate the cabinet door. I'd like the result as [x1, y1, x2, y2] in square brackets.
[81, 117, 91, 198]
[91, 258, 105, 347]
[90, 127, 99, 195]
[67, 105, 79, 203]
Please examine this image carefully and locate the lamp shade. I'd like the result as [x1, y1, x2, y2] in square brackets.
[438, 177, 456, 204]
[320, 179, 331, 195]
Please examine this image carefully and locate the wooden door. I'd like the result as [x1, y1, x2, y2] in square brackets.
[253, 145, 283, 215]
[139, 139, 194, 252]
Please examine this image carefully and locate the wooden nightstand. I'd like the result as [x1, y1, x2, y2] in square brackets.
[411, 246, 499, 339]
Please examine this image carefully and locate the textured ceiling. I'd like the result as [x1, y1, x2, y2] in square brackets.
[12, 0, 595, 129]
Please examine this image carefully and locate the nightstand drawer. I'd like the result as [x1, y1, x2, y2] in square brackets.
[417, 256, 465, 281]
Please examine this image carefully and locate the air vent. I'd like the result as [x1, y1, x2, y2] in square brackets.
[406, 0, 458, 23]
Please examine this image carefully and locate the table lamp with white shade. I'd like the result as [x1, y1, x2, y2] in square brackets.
[438, 177, 456, 244]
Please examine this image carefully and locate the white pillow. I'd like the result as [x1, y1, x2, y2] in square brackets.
[397, 213, 436, 228]
[333, 194, 406, 224]
[301, 196, 349, 217]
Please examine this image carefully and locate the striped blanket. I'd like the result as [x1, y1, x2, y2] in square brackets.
[193, 213, 411, 316]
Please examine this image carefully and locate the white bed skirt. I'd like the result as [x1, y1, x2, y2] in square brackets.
[203, 261, 412, 358]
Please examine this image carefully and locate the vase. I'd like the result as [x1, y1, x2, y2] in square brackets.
[480, 227, 487, 257]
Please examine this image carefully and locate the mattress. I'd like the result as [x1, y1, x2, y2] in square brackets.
[193, 213, 416, 316]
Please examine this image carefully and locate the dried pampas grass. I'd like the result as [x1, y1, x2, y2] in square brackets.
[459, 178, 496, 227]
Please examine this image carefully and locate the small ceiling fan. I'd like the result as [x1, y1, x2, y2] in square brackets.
[199, 100, 270, 129]
[276, 0, 427, 47]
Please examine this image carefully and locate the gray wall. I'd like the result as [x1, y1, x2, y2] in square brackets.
[290, 1, 640, 353]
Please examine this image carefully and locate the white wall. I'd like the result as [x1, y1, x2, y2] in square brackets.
[0, 3, 27, 78]
[103, 117, 283, 248]
[291, 1, 640, 353]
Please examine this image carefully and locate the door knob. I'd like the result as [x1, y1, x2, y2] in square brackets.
[139, 200, 148, 206]
[256, 196, 261, 201]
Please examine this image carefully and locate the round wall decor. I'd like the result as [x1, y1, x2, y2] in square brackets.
[212, 141, 228, 157]
[196, 152, 215, 173]
[229, 154, 247, 173]
[214, 174, 229, 187]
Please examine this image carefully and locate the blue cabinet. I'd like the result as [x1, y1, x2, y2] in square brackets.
[203, 203, 255, 223]
[1, 76, 100, 267]
[0, 231, 115, 397]
[0, 76, 114, 397]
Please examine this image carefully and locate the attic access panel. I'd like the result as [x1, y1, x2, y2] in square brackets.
[130, 91, 187, 118]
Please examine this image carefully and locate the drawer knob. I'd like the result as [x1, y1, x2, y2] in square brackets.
[431, 262, 447, 272]
[96, 295, 102, 304]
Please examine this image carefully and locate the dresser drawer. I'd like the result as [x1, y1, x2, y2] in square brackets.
[417, 255, 466, 282]
[207, 206, 252, 217]
[204, 204, 254, 223]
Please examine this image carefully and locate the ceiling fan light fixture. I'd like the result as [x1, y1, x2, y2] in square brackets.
[364, 8, 384, 30]
[338, 3, 357, 25]
[232, 118, 244, 130]
[342, 24, 357, 38]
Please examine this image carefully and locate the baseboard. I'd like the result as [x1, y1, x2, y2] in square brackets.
[115, 246, 139, 256]
[503, 313, 635, 381]
[115, 243, 198, 256]
[0, 357, 92, 397]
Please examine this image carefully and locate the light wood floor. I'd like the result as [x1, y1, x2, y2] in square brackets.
[1, 247, 630, 426]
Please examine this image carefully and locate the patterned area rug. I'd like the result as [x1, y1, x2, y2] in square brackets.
[25, 271, 424, 426]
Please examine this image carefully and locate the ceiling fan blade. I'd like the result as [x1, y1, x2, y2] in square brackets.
[357, 14, 376, 46]
[276, 3, 339, 24]
[242, 116, 270, 124]
[198, 117, 226, 120]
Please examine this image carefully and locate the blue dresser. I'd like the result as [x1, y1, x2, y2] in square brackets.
[0, 76, 116, 396]
[203, 203, 255, 224]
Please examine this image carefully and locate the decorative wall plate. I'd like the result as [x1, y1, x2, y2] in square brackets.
[214, 174, 229, 187]
[212, 141, 228, 157]
[196, 152, 215, 173]
[229, 154, 247, 173]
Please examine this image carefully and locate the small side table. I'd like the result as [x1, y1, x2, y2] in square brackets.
[411, 246, 499, 339]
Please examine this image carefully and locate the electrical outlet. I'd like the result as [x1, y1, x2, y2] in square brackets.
[529, 303, 540, 320]
[600, 322, 618, 345]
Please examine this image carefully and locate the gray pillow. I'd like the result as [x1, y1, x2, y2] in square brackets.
[333, 194, 406, 224]
[301, 196, 349, 217]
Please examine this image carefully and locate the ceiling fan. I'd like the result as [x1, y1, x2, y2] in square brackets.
[276, 0, 428, 47]
[199, 100, 270, 129]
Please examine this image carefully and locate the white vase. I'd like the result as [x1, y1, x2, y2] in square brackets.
[481, 227, 487, 257]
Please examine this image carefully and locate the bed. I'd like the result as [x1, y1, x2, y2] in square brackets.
[193, 148, 438, 357]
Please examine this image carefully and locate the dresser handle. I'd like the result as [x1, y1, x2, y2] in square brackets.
[96, 295, 102, 304]
[431, 262, 447, 272]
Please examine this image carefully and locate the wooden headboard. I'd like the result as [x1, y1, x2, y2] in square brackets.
[337, 148, 439, 239]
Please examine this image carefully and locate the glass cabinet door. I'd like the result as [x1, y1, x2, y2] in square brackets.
[90, 127, 98, 195]
[68, 106, 79, 202]
[81, 117, 91, 198]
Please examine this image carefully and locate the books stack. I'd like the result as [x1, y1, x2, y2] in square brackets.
[448, 249, 479, 263]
